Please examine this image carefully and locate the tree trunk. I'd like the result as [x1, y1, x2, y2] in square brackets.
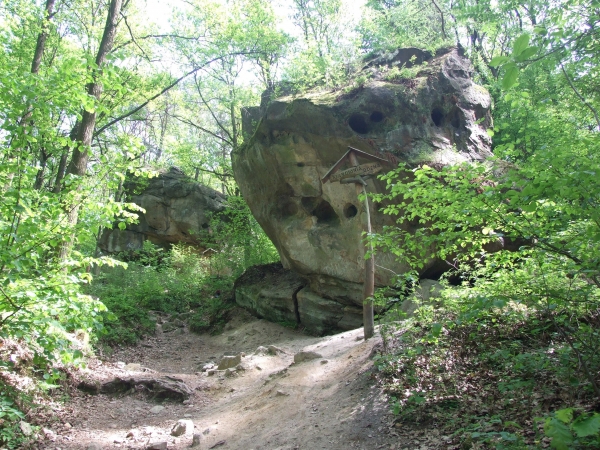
[229, 88, 238, 151]
[60, 0, 123, 260]
[31, 0, 56, 74]
[24, 0, 56, 189]
[114, 178, 124, 202]
[52, 149, 69, 194]
[67, 0, 123, 179]
[33, 149, 48, 190]
[52, 122, 78, 193]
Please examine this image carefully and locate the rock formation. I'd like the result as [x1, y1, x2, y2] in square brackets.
[234, 263, 364, 335]
[233, 48, 493, 333]
[98, 167, 227, 253]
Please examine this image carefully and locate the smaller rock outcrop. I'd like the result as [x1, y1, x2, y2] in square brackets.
[99, 167, 227, 253]
[77, 376, 193, 401]
[234, 264, 449, 335]
[234, 263, 305, 328]
[234, 263, 363, 335]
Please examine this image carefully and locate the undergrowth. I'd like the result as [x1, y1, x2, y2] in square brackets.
[86, 242, 238, 346]
[375, 283, 600, 449]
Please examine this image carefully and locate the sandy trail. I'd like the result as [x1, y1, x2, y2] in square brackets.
[44, 310, 405, 450]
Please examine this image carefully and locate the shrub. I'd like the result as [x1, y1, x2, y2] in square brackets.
[88, 202, 278, 346]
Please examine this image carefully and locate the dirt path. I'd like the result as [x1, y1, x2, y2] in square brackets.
[42, 310, 409, 450]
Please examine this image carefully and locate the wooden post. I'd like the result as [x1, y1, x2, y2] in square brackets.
[348, 152, 375, 340]
[321, 147, 388, 340]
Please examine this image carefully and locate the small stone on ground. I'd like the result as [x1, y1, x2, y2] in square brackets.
[294, 351, 322, 363]
[170, 419, 194, 436]
[217, 354, 242, 370]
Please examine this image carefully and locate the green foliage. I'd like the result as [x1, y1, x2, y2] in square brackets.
[0, 1, 174, 434]
[366, 2, 600, 446]
[0, 383, 38, 448]
[206, 196, 279, 277]
[370, 116, 600, 436]
[89, 203, 277, 345]
[282, 0, 359, 91]
[188, 276, 234, 334]
[0, 396, 24, 423]
[374, 285, 600, 448]
[88, 244, 207, 344]
[381, 58, 427, 82]
[0, 0, 160, 359]
[542, 409, 600, 449]
[359, 0, 453, 53]
[489, 33, 539, 90]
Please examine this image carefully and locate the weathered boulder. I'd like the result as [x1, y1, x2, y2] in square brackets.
[99, 167, 227, 253]
[234, 263, 304, 327]
[233, 262, 363, 335]
[296, 287, 362, 334]
[233, 48, 493, 312]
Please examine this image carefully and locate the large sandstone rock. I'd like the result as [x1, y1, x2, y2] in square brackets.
[99, 167, 227, 253]
[233, 48, 492, 313]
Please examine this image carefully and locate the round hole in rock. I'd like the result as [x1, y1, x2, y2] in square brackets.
[370, 111, 384, 122]
[313, 199, 339, 224]
[280, 201, 298, 218]
[431, 108, 444, 127]
[344, 204, 358, 218]
[348, 113, 370, 134]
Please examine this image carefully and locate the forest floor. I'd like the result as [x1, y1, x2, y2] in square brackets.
[36, 308, 435, 450]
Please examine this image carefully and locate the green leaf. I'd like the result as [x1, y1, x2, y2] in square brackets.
[490, 55, 510, 67]
[512, 34, 530, 57]
[572, 414, 600, 438]
[503, 65, 519, 90]
[516, 46, 538, 62]
[555, 408, 573, 424]
[545, 418, 573, 450]
[118, 221, 126, 230]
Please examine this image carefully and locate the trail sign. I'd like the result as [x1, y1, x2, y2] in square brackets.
[321, 146, 393, 340]
[321, 147, 389, 184]
[329, 162, 382, 182]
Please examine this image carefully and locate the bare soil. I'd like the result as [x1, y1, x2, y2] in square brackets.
[39, 309, 414, 450]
